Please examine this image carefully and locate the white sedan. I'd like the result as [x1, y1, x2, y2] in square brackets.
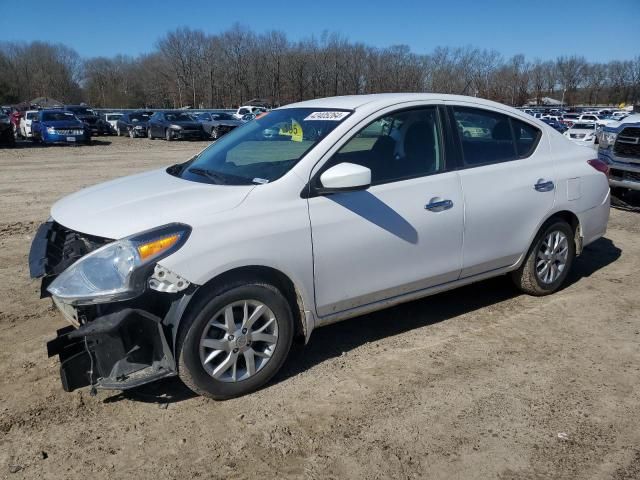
[564, 122, 598, 146]
[30, 93, 610, 399]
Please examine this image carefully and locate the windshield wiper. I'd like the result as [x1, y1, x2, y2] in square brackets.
[188, 167, 229, 185]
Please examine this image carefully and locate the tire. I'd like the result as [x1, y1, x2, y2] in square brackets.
[116, 126, 122, 137]
[177, 281, 294, 400]
[511, 219, 575, 296]
[211, 127, 220, 140]
[147, 128, 153, 140]
[129, 128, 135, 138]
[165, 129, 173, 141]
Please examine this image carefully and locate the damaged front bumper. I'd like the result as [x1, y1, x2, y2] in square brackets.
[47, 307, 176, 392]
[30, 220, 196, 393]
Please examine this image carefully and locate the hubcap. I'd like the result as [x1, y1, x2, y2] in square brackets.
[199, 300, 278, 382]
[536, 230, 569, 284]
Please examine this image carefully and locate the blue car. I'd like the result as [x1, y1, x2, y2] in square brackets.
[31, 110, 90, 145]
[542, 118, 567, 133]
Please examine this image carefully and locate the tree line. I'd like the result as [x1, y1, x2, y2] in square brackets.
[1, 24, 639, 109]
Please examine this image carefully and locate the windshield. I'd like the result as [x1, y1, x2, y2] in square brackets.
[66, 107, 94, 116]
[43, 112, 77, 122]
[26, 112, 38, 120]
[106, 114, 122, 121]
[130, 114, 149, 122]
[214, 113, 234, 121]
[165, 112, 193, 122]
[573, 123, 595, 130]
[174, 108, 352, 185]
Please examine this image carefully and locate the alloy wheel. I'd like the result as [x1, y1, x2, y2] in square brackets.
[199, 300, 278, 382]
[536, 230, 569, 284]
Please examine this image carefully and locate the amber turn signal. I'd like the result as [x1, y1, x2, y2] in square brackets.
[137, 234, 180, 261]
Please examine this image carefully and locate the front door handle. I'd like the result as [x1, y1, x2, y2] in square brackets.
[425, 198, 454, 212]
[534, 179, 555, 192]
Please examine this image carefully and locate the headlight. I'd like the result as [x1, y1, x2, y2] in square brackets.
[599, 131, 617, 148]
[170, 124, 182, 130]
[46, 126, 56, 134]
[47, 223, 191, 305]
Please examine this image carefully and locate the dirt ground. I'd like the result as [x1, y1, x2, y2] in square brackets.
[1, 137, 639, 480]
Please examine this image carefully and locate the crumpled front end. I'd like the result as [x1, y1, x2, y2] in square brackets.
[29, 221, 195, 393]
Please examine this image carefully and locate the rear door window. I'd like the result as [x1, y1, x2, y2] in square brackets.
[453, 107, 540, 166]
[453, 108, 517, 166]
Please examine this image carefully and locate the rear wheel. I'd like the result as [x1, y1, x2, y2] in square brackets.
[129, 128, 135, 138]
[147, 128, 153, 139]
[511, 220, 575, 296]
[177, 282, 294, 399]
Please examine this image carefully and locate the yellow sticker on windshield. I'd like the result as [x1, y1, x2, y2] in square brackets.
[279, 119, 303, 142]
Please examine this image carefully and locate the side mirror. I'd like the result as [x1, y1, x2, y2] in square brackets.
[318, 162, 371, 194]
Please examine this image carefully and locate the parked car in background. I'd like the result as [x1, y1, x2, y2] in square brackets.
[542, 118, 568, 133]
[115, 112, 151, 138]
[563, 122, 598, 146]
[30, 93, 609, 400]
[610, 111, 630, 121]
[10, 110, 21, 137]
[456, 119, 491, 138]
[19, 110, 39, 139]
[65, 105, 110, 136]
[147, 111, 206, 141]
[561, 113, 580, 127]
[576, 113, 615, 128]
[598, 114, 640, 192]
[233, 105, 266, 119]
[193, 111, 244, 139]
[0, 112, 16, 147]
[31, 110, 90, 145]
[102, 112, 123, 134]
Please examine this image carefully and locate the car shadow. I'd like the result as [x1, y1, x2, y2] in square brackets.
[274, 236, 621, 385]
[329, 191, 419, 243]
[109, 236, 620, 405]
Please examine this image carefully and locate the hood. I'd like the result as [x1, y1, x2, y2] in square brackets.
[608, 114, 640, 131]
[215, 120, 243, 127]
[51, 168, 254, 239]
[172, 121, 201, 129]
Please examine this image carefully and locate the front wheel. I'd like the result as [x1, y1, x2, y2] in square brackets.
[165, 129, 173, 141]
[211, 127, 220, 140]
[129, 128, 135, 138]
[147, 128, 153, 139]
[177, 282, 294, 399]
[511, 220, 575, 296]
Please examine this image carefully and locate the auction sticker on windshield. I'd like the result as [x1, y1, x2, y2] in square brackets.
[304, 111, 350, 121]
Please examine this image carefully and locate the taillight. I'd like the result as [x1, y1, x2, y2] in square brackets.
[587, 159, 609, 176]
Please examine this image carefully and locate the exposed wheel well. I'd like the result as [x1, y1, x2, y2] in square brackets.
[546, 210, 582, 254]
[184, 266, 307, 342]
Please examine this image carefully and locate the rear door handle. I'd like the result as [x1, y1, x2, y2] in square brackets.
[425, 199, 453, 212]
[534, 179, 555, 192]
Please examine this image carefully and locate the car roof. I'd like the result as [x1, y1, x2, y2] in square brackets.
[281, 93, 518, 112]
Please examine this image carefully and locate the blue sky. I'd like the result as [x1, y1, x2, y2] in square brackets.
[1, 0, 638, 61]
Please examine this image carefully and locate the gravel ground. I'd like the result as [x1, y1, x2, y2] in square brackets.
[0, 137, 639, 480]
